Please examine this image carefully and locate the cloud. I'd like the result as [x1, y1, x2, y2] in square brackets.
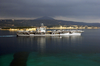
[0, 0, 100, 23]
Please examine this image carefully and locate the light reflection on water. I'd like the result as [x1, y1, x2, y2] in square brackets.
[37, 36, 46, 54]
[17, 36, 82, 54]
[0, 30, 100, 66]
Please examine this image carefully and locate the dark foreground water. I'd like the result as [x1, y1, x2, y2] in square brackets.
[0, 29, 100, 66]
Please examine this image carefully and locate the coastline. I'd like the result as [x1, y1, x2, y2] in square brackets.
[0, 27, 100, 32]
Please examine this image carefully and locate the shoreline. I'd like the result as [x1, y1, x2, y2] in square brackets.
[0, 28, 100, 32]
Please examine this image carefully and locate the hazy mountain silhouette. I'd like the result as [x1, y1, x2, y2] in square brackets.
[0, 16, 100, 27]
[34, 16, 55, 20]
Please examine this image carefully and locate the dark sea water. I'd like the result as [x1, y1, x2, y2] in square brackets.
[0, 29, 100, 66]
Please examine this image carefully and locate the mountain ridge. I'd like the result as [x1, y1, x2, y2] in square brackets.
[34, 16, 55, 20]
[0, 16, 100, 27]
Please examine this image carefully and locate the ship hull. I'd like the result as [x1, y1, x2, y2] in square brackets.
[17, 33, 81, 37]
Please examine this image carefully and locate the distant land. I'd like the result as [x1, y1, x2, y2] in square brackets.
[0, 16, 100, 28]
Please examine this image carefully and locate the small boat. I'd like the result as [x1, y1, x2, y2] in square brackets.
[17, 23, 84, 37]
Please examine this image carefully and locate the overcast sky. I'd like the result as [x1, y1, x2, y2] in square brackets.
[0, 0, 100, 23]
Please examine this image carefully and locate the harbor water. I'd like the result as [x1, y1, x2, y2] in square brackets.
[0, 29, 100, 66]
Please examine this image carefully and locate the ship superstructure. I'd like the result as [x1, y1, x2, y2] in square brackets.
[17, 23, 84, 36]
